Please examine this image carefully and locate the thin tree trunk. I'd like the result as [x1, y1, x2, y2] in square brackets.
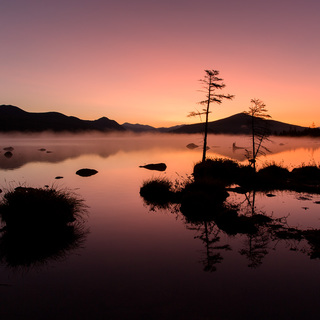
[202, 79, 212, 163]
[251, 114, 256, 172]
[202, 102, 210, 162]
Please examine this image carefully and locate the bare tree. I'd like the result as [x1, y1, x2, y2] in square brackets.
[244, 99, 271, 172]
[188, 69, 234, 162]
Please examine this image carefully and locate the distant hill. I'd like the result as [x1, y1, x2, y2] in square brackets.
[158, 124, 185, 132]
[122, 122, 185, 133]
[0, 105, 125, 132]
[0, 105, 309, 135]
[122, 122, 157, 132]
[170, 113, 307, 135]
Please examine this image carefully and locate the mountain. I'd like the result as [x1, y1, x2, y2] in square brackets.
[0, 105, 125, 132]
[122, 122, 185, 133]
[0, 105, 309, 135]
[158, 124, 185, 132]
[170, 113, 307, 135]
[122, 122, 157, 132]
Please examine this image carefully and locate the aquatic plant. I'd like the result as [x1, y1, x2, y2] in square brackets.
[0, 185, 86, 230]
[291, 165, 320, 184]
[139, 177, 175, 208]
[256, 163, 290, 189]
[193, 157, 253, 186]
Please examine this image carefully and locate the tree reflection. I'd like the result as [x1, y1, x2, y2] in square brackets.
[238, 190, 270, 268]
[187, 221, 230, 272]
[140, 176, 320, 272]
[239, 229, 269, 268]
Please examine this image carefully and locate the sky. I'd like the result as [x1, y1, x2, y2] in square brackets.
[1, 0, 319, 127]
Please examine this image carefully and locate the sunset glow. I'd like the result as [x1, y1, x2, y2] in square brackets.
[1, 0, 319, 127]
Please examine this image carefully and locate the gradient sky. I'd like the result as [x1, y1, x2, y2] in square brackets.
[1, 0, 319, 127]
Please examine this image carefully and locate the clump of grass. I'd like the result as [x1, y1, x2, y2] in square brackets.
[257, 162, 290, 189]
[291, 165, 320, 183]
[0, 185, 88, 268]
[0, 185, 86, 230]
[139, 177, 175, 208]
[193, 158, 254, 186]
[193, 158, 241, 185]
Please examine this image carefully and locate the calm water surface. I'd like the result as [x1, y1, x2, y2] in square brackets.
[1, 133, 320, 319]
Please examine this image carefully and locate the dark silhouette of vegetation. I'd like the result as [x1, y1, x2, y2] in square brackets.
[244, 99, 271, 172]
[139, 177, 176, 210]
[193, 158, 320, 194]
[278, 127, 320, 137]
[139, 158, 320, 271]
[0, 186, 86, 230]
[188, 69, 234, 162]
[0, 185, 88, 268]
[193, 158, 254, 186]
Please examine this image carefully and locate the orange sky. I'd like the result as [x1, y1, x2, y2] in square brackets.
[1, 0, 319, 127]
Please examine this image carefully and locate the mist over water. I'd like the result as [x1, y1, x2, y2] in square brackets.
[0, 132, 319, 170]
[1, 132, 320, 319]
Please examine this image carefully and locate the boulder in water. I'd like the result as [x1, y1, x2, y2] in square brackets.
[76, 168, 98, 177]
[139, 163, 167, 171]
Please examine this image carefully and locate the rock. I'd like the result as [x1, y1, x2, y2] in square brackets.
[4, 151, 13, 158]
[3, 147, 14, 151]
[76, 168, 98, 177]
[55, 176, 64, 179]
[186, 143, 199, 149]
[38, 148, 46, 151]
[139, 163, 167, 171]
[266, 193, 276, 197]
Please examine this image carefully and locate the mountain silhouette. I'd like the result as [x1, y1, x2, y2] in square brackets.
[122, 122, 158, 132]
[170, 113, 307, 135]
[0, 105, 309, 134]
[0, 105, 125, 132]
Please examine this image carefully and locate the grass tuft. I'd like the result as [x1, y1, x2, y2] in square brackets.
[0, 185, 86, 230]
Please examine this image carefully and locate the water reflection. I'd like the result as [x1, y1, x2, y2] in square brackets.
[1, 133, 320, 170]
[141, 185, 320, 271]
[0, 223, 88, 269]
[0, 185, 89, 270]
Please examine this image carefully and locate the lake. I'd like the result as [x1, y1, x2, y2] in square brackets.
[1, 132, 320, 319]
